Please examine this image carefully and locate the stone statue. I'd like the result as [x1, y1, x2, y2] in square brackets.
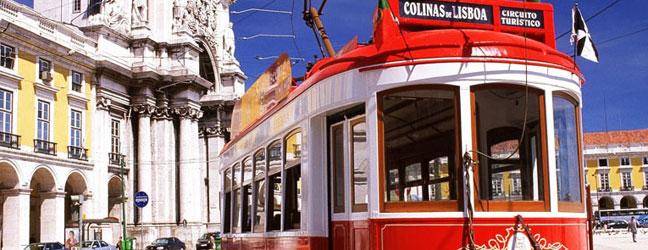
[223, 22, 235, 60]
[133, 0, 148, 26]
[88, 0, 130, 34]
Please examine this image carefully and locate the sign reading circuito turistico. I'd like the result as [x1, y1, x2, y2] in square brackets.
[399, 0, 493, 24]
[500, 7, 544, 29]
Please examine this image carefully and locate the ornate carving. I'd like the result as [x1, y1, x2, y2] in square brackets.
[96, 96, 112, 110]
[132, 0, 148, 27]
[172, 106, 203, 120]
[457, 226, 568, 250]
[88, 0, 131, 34]
[152, 107, 171, 120]
[172, 0, 222, 52]
[199, 124, 228, 137]
[131, 104, 156, 117]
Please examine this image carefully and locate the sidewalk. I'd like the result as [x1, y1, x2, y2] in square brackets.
[594, 230, 648, 250]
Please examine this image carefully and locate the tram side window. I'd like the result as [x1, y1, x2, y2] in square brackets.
[223, 169, 232, 233]
[473, 87, 545, 203]
[332, 124, 345, 213]
[553, 95, 582, 205]
[266, 141, 282, 231]
[351, 118, 368, 212]
[382, 88, 458, 203]
[232, 163, 241, 233]
[242, 158, 253, 232]
[284, 130, 302, 230]
[254, 149, 266, 233]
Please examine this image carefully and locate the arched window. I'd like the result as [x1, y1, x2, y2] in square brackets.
[241, 157, 253, 232]
[284, 130, 302, 230]
[553, 93, 584, 212]
[222, 168, 232, 233]
[232, 163, 241, 233]
[253, 149, 266, 233]
[266, 141, 282, 231]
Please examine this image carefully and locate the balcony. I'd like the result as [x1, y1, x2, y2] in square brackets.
[0, 131, 20, 149]
[68, 146, 88, 161]
[597, 187, 611, 192]
[109, 152, 124, 165]
[34, 139, 56, 156]
[620, 186, 634, 192]
[643, 186, 648, 191]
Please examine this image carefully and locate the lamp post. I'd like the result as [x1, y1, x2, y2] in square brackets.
[121, 155, 127, 247]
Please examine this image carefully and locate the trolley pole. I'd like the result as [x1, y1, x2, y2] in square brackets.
[308, 7, 335, 57]
[121, 156, 127, 242]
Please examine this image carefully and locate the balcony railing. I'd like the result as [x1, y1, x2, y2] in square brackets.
[643, 186, 648, 191]
[109, 152, 124, 165]
[34, 139, 56, 155]
[597, 187, 611, 192]
[620, 186, 634, 192]
[68, 146, 88, 161]
[0, 131, 20, 149]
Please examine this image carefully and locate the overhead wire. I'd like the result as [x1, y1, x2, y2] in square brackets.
[289, 0, 305, 63]
[233, 0, 278, 25]
[555, 0, 621, 40]
[565, 26, 648, 55]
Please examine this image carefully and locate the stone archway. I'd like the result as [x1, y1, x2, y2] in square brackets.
[0, 161, 20, 248]
[643, 196, 648, 208]
[108, 176, 123, 243]
[198, 42, 217, 84]
[64, 172, 87, 240]
[598, 196, 614, 210]
[29, 167, 58, 243]
[620, 196, 637, 209]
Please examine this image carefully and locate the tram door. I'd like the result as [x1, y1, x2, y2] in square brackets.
[327, 105, 369, 250]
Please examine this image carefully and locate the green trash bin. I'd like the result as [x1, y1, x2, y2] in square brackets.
[214, 238, 221, 250]
[121, 238, 135, 250]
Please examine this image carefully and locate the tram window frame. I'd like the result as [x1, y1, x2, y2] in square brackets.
[241, 157, 253, 233]
[331, 123, 346, 213]
[377, 85, 463, 212]
[471, 84, 550, 212]
[350, 117, 368, 212]
[266, 140, 282, 232]
[553, 93, 585, 212]
[283, 129, 302, 230]
[253, 149, 266, 233]
[231, 163, 242, 233]
[223, 168, 232, 234]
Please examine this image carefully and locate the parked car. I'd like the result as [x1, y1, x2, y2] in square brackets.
[77, 240, 116, 250]
[146, 237, 185, 250]
[638, 218, 648, 228]
[23, 242, 65, 250]
[195, 232, 220, 250]
[607, 220, 629, 229]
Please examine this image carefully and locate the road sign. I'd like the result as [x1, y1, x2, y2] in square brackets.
[134, 191, 148, 208]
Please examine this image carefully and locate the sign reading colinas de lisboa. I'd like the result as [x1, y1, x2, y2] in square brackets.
[399, 0, 493, 25]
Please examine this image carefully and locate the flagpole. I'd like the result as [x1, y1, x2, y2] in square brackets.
[573, 2, 578, 69]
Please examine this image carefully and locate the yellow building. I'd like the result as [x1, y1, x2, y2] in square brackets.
[584, 129, 648, 211]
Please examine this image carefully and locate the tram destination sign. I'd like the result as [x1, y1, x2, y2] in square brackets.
[500, 7, 544, 29]
[399, 0, 493, 25]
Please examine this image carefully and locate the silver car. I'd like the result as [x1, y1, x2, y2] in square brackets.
[77, 241, 116, 250]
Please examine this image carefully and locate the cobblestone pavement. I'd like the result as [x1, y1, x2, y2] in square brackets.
[594, 229, 648, 250]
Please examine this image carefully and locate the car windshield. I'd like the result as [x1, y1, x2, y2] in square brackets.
[200, 234, 210, 240]
[81, 242, 94, 248]
[154, 238, 170, 244]
[24, 243, 46, 250]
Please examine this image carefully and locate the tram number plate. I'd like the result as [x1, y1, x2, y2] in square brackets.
[399, 0, 494, 25]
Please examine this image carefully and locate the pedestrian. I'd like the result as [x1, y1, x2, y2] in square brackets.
[116, 236, 123, 250]
[629, 216, 639, 243]
[209, 235, 215, 250]
[65, 230, 78, 249]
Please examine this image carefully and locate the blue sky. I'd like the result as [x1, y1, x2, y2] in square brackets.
[15, 0, 648, 132]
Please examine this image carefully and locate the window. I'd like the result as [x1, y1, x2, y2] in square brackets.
[253, 149, 266, 233]
[473, 86, 547, 211]
[332, 124, 345, 213]
[351, 118, 368, 212]
[73, 0, 81, 12]
[111, 120, 120, 153]
[643, 157, 648, 166]
[88, 0, 101, 15]
[621, 172, 632, 190]
[241, 158, 253, 233]
[512, 174, 522, 196]
[70, 110, 82, 147]
[284, 130, 301, 230]
[0, 89, 12, 133]
[38, 58, 51, 79]
[223, 169, 232, 233]
[266, 141, 281, 231]
[621, 157, 630, 166]
[598, 159, 608, 167]
[553, 95, 583, 207]
[231, 163, 241, 233]
[72, 71, 83, 92]
[0, 44, 15, 69]
[380, 86, 459, 212]
[599, 173, 609, 191]
[644, 171, 648, 189]
[37, 100, 50, 141]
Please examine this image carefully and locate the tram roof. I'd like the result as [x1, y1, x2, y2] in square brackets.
[221, 0, 581, 155]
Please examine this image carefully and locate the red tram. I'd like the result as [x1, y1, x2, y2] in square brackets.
[219, 0, 590, 249]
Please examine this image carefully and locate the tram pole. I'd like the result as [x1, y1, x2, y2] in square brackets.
[308, 7, 335, 57]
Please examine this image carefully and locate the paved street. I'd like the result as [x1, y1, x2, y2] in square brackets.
[594, 229, 648, 250]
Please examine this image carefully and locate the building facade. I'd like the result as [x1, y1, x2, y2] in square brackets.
[0, 0, 245, 249]
[584, 129, 648, 212]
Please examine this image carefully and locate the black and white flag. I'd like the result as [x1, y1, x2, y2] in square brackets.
[572, 5, 599, 63]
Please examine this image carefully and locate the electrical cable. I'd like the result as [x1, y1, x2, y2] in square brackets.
[556, 0, 621, 40]
[566, 26, 648, 55]
[233, 0, 278, 25]
[289, 0, 305, 63]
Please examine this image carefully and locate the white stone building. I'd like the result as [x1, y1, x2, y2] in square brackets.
[0, 0, 245, 249]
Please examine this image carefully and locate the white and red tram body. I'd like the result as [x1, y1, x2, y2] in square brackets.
[220, 0, 588, 249]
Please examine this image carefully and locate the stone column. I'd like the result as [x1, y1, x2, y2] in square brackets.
[133, 104, 155, 224]
[151, 105, 171, 223]
[166, 113, 176, 223]
[2, 189, 31, 250]
[174, 106, 203, 223]
[39, 192, 65, 243]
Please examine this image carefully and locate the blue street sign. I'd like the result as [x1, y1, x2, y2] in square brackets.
[134, 191, 149, 208]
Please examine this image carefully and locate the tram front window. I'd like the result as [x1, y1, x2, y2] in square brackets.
[381, 87, 458, 205]
[553, 95, 583, 209]
[267, 141, 282, 231]
[473, 86, 546, 207]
